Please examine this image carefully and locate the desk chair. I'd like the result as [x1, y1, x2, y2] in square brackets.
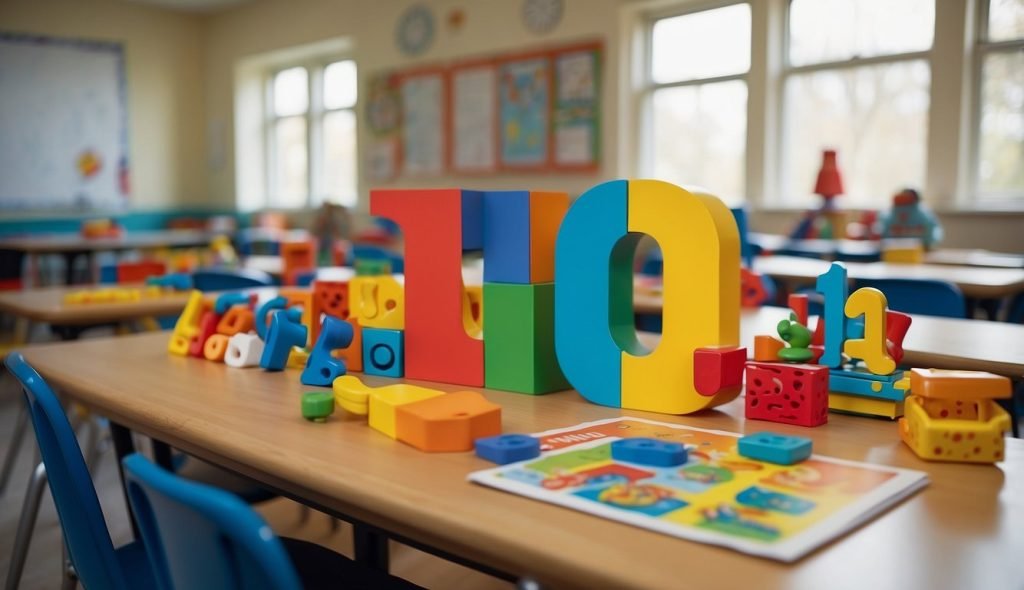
[193, 268, 276, 291]
[851, 278, 966, 318]
[122, 453, 422, 590]
[5, 352, 157, 590]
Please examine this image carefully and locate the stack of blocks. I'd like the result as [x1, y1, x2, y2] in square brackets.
[482, 190, 570, 394]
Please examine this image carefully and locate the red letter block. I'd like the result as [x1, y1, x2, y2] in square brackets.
[370, 189, 484, 386]
[745, 362, 829, 427]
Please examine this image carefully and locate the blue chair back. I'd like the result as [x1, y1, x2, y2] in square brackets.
[4, 353, 132, 590]
[852, 278, 966, 318]
[122, 453, 302, 590]
[192, 268, 276, 291]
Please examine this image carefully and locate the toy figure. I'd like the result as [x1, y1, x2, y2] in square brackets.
[879, 188, 942, 249]
[776, 313, 813, 362]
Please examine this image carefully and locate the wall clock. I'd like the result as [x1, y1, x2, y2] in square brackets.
[522, 0, 563, 35]
[396, 4, 435, 56]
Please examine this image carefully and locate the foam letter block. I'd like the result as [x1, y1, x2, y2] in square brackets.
[168, 290, 209, 356]
[745, 362, 829, 427]
[395, 391, 502, 452]
[484, 282, 568, 394]
[349, 275, 404, 329]
[844, 287, 895, 375]
[214, 292, 251, 315]
[301, 317, 354, 386]
[255, 296, 288, 340]
[474, 434, 541, 464]
[216, 306, 255, 336]
[188, 311, 222, 358]
[622, 181, 741, 414]
[224, 333, 264, 368]
[611, 438, 688, 467]
[738, 432, 813, 465]
[554, 180, 632, 408]
[815, 262, 848, 368]
[203, 334, 229, 362]
[754, 335, 785, 362]
[693, 346, 746, 397]
[260, 310, 308, 371]
[370, 188, 484, 386]
[483, 190, 568, 284]
[311, 280, 350, 344]
[363, 328, 404, 378]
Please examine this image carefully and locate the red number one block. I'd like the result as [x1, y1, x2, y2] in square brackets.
[370, 189, 484, 386]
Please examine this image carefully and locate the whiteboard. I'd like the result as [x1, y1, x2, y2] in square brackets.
[0, 33, 129, 211]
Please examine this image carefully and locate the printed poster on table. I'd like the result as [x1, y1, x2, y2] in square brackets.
[499, 57, 550, 167]
[469, 418, 928, 562]
[451, 64, 497, 172]
[553, 47, 600, 167]
[400, 73, 445, 176]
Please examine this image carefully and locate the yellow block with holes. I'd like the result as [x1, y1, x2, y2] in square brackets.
[349, 276, 405, 330]
[168, 290, 208, 356]
[621, 180, 741, 414]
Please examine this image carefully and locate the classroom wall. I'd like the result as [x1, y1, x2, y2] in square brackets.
[201, 0, 621, 211]
[0, 0, 208, 210]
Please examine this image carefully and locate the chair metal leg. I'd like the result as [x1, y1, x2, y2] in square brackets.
[60, 539, 78, 590]
[0, 403, 29, 496]
[5, 462, 48, 590]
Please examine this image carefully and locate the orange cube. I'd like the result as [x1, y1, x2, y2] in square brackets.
[909, 369, 1011, 401]
[395, 391, 501, 452]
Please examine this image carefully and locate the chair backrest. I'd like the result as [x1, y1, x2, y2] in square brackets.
[4, 353, 129, 590]
[852, 278, 966, 318]
[122, 453, 301, 590]
[192, 268, 276, 291]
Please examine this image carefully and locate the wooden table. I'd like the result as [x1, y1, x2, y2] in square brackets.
[753, 255, 1024, 299]
[0, 285, 193, 327]
[18, 332, 1024, 590]
[924, 249, 1024, 269]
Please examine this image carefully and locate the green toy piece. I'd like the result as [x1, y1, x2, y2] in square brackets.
[354, 259, 392, 276]
[776, 313, 814, 363]
[301, 392, 335, 422]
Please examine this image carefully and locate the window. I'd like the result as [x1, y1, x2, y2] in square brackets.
[267, 59, 357, 208]
[975, 0, 1024, 201]
[781, 0, 934, 207]
[642, 3, 751, 201]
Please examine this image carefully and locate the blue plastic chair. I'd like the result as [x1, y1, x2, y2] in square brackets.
[5, 352, 156, 590]
[852, 278, 966, 318]
[192, 268, 276, 291]
[122, 453, 422, 590]
[1007, 293, 1024, 324]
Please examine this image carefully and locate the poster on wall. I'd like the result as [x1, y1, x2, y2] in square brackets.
[553, 45, 600, 168]
[0, 32, 130, 210]
[364, 73, 402, 181]
[498, 56, 550, 168]
[450, 62, 497, 173]
[400, 71, 446, 176]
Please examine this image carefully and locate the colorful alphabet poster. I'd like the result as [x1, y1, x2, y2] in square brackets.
[499, 56, 550, 167]
[553, 46, 600, 168]
[469, 418, 928, 561]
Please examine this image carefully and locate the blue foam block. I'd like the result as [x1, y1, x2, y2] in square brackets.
[255, 296, 288, 340]
[611, 438, 688, 467]
[300, 317, 354, 386]
[483, 191, 531, 284]
[260, 310, 308, 371]
[474, 434, 541, 464]
[363, 328, 404, 378]
[738, 432, 812, 465]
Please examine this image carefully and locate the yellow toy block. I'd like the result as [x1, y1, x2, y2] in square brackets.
[882, 246, 924, 264]
[351, 275, 405, 330]
[333, 376, 370, 415]
[463, 285, 483, 338]
[168, 290, 208, 356]
[331, 375, 443, 437]
[621, 181, 741, 414]
[287, 346, 310, 369]
[843, 287, 895, 375]
[828, 392, 904, 419]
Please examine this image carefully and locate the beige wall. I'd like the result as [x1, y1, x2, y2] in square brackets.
[0, 0, 207, 209]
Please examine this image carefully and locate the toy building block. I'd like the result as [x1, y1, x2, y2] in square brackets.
[482, 190, 568, 284]
[287, 346, 310, 369]
[737, 432, 812, 465]
[611, 438, 688, 467]
[260, 310, 308, 371]
[368, 384, 445, 439]
[740, 268, 770, 308]
[900, 369, 1011, 463]
[777, 313, 813, 362]
[188, 311, 222, 358]
[333, 375, 370, 415]
[395, 391, 501, 452]
[483, 282, 568, 394]
[844, 287, 895, 375]
[224, 333, 265, 368]
[474, 434, 541, 465]
[829, 392, 904, 420]
[753, 335, 785, 362]
[815, 262, 848, 368]
[788, 294, 809, 326]
[693, 346, 746, 397]
[280, 239, 317, 286]
[216, 306, 255, 336]
[168, 290, 210, 356]
[334, 321, 363, 373]
[882, 244, 925, 264]
[203, 333, 229, 363]
[349, 275, 405, 330]
[311, 280, 350, 343]
[255, 296, 288, 340]
[280, 288, 314, 346]
[301, 317, 354, 386]
[370, 188, 484, 386]
[214, 292, 252, 315]
[828, 368, 907, 402]
[886, 310, 912, 365]
[147, 273, 192, 291]
[363, 328, 404, 378]
[301, 392, 335, 423]
[745, 362, 829, 427]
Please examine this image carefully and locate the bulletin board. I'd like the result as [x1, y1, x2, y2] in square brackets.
[364, 39, 602, 179]
[0, 32, 130, 210]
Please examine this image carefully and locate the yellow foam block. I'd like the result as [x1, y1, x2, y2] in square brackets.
[168, 290, 208, 356]
[368, 385, 445, 439]
[899, 395, 1010, 463]
[349, 276, 405, 330]
[287, 346, 310, 369]
[828, 392, 904, 419]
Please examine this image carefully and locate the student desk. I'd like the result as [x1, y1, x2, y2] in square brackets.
[0, 285, 193, 327]
[924, 249, 1024, 269]
[19, 333, 1024, 590]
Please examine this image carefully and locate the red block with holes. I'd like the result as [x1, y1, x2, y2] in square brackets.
[312, 281, 350, 344]
[745, 361, 829, 427]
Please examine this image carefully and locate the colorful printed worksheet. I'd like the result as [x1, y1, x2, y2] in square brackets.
[469, 418, 928, 561]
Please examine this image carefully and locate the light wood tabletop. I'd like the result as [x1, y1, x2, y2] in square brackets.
[924, 249, 1024, 269]
[752, 255, 1024, 299]
[0, 285, 194, 325]
[0, 229, 223, 255]
[18, 332, 1024, 590]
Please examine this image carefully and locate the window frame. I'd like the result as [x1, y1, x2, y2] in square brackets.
[264, 56, 358, 209]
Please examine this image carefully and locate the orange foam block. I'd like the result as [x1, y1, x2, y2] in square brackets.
[753, 335, 785, 362]
[395, 391, 501, 452]
[909, 369, 1011, 401]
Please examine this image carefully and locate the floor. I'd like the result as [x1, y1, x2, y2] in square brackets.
[0, 328, 513, 590]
